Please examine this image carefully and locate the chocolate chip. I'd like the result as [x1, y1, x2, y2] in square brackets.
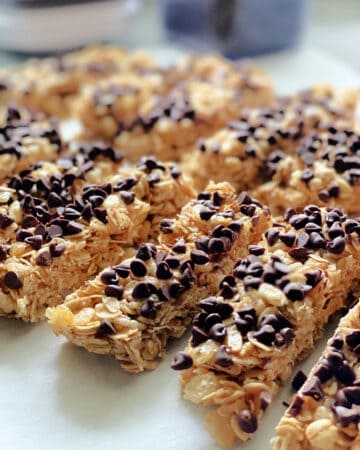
[326, 236, 346, 254]
[140, 300, 156, 319]
[0, 213, 14, 229]
[190, 249, 209, 265]
[337, 362, 356, 385]
[172, 239, 186, 253]
[237, 410, 257, 434]
[289, 247, 308, 263]
[237, 192, 252, 205]
[301, 168, 314, 184]
[243, 275, 261, 290]
[302, 377, 323, 400]
[49, 242, 65, 257]
[159, 219, 174, 233]
[132, 282, 151, 299]
[113, 263, 130, 278]
[199, 206, 216, 221]
[104, 284, 124, 299]
[136, 244, 153, 261]
[156, 261, 172, 280]
[248, 245, 265, 256]
[305, 270, 322, 288]
[275, 327, 295, 347]
[284, 282, 307, 301]
[328, 222, 345, 239]
[228, 221, 243, 233]
[0, 245, 9, 261]
[22, 214, 38, 228]
[288, 396, 304, 417]
[333, 405, 360, 427]
[165, 256, 180, 269]
[209, 323, 227, 342]
[3, 271, 23, 289]
[260, 392, 272, 411]
[279, 232, 296, 247]
[48, 224, 63, 239]
[240, 204, 256, 217]
[345, 330, 360, 351]
[292, 370, 307, 391]
[214, 345, 233, 367]
[120, 191, 135, 205]
[252, 324, 275, 346]
[296, 232, 310, 248]
[95, 320, 116, 338]
[65, 221, 83, 235]
[171, 351, 193, 370]
[265, 228, 280, 246]
[289, 214, 308, 229]
[25, 235, 42, 250]
[100, 268, 119, 285]
[130, 259, 147, 277]
[35, 251, 53, 266]
[309, 232, 326, 249]
[345, 219, 360, 234]
[191, 326, 208, 346]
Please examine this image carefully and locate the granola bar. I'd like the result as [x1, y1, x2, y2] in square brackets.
[253, 125, 360, 215]
[173, 205, 360, 448]
[113, 62, 273, 163]
[272, 300, 360, 450]
[182, 86, 358, 192]
[0, 45, 156, 117]
[0, 156, 194, 321]
[0, 105, 62, 183]
[46, 186, 272, 372]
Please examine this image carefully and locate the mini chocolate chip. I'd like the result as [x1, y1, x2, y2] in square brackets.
[302, 377, 323, 400]
[171, 351, 193, 370]
[120, 191, 135, 205]
[279, 232, 296, 247]
[172, 239, 186, 253]
[252, 324, 275, 346]
[104, 284, 124, 299]
[248, 245, 265, 256]
[326, 236, 346, 254]
[25, 235, 42, 250]
[289, 247, 308, 263]
[3, 271, 23, 289]
[140, 300, 157, 319]
[156, 261, 172, 280]
[49, 242, 65, 257]
[35, 251, 53, 266]
[292, 370, 307, 391]
[100, 268, 119, 285]
[284, 282, 306, 301]
[265, 228, 280, 246]
[113, 263, 130, 278]
[190, 249, 209, 265]
[237, 410, 257, 434]
[209, 323, 227, 342]
[191, 326, 209, 346]
[260, 391, 272, 411]
[130, 259, 147, 277]
[214, 345, 233, 367]
[95, 320, 116, 338]
[132, 282, 151, 299]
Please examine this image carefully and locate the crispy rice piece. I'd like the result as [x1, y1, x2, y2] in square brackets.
[173, 205, 360, 448]
[0, 45, 156, 117]
[182, 86, 359, 193]
[272, 300, 360, 450]
[0, 156, 194, 321]
[0, 105, 62, 183]
[46, 186, 272, 372]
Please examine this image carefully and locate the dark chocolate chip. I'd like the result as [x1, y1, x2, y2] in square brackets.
[199, 206, 216, 221]
[252, 324, 276, 346]
[284, 282, 306, 301]
[48, 224, 63, 239]
[333, 405, 360, 427]
[260, 391, 272, 411]
[326, 236, 346, 254]
[191, 326, 209, 347]
[132, 282, 151, 299]
[214, 345, 233, 367]
[156, 261, 172, 280]
[289, 247, 308, 263]
[113, 263, 130, 278]
[265, 228, 280, 246]
[292, 370, 307, 391]
[120, 191, 135, 205]
[171, 351, 193, 370]
[248, 245, 265, 256]
[190, 249, 209, 265]
[49, 242, 65, 257]
[140, 300, 157, 319]
[104, 284, 124, 299]
[289, 214, 308, 229]
[288, 396, 304, 417]
[305, 270, 322, 287]
[172, 239, 186, 254]
[302, 377, 323, 400]
[208, 323, 227, 343]
[237, 410, 257, 434]
[95, 320, 116, 338]
[130, 259, 147, 277]
[25, 235, 42, 250]
[35, 251, 53, 266]
[279, 232, 296, 247]
[100, 268, 119, 285]
[0, 213, 14, 229]
[3, 271, 23, 289]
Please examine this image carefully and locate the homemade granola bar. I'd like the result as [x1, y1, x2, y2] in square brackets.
[113, 63, 274, 163]
[0, 105, 62, 183]
[182, 86, 358, 192]
[173, 205, 360, 448]
[46, 186, 272, 372]
[0, 156, 193, 321]
[272, 300, 360, 450]
[0, 45, 156, 117]
[253, 125, 360, 214]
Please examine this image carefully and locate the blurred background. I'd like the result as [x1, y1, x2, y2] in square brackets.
[0, 0, 359, 71]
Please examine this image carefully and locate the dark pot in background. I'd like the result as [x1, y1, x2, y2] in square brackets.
[162, 0, 306, 57]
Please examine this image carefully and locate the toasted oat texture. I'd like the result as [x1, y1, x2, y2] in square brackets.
[182, 86, 359, 193]
[253, 125, 360, 215]
[112, 60, 273, 163]
[0, 156, 194, 321]
[173, 205, 360, 448]
[0, 105, 62, 183]
[272, 300, 360, 450]
[46, 186, 272, 373]
[0, 45, 156, 117]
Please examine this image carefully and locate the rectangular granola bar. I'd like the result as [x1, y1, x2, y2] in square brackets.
[173, 205, 360, 448]
[0, 156, 194, 321]
[271, 300, 360, 450]
[47, 186, 272, 372]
